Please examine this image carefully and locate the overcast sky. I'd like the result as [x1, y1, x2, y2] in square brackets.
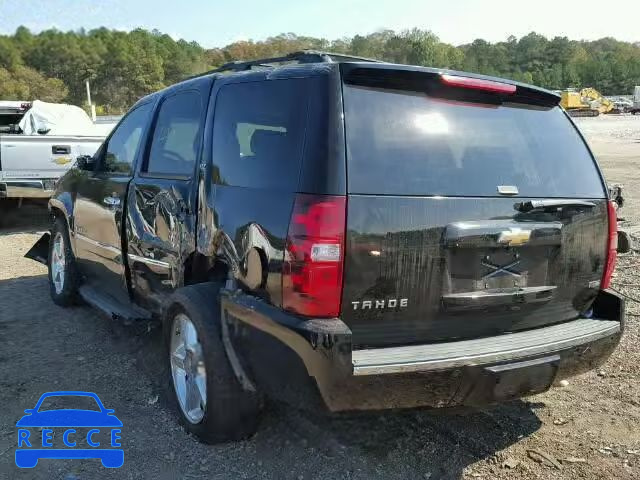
[1, 0, 638, 46]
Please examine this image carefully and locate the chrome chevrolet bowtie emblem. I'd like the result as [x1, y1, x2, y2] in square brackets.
[497, 228, 531, 247]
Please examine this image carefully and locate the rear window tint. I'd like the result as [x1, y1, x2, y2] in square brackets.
[343, 85, 605, 198]
[211, 79, 309, 190]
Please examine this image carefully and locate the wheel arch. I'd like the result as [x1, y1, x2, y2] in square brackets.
[182, 251, 230, 287]
[49, 193, 75, 255]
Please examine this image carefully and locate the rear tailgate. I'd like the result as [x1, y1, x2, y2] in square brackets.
[340, 66, 609, 349]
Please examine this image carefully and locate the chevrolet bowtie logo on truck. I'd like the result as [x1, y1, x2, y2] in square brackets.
[52, 157, 72, 166]
[497, 228, 532, 247]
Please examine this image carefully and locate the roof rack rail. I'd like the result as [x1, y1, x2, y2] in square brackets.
[198, 50, 382, 77]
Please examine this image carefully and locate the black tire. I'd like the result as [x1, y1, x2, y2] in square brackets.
[48, 216, 79, 306]
[163, 282, 262, 443]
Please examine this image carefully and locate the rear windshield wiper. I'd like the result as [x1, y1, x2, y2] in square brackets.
[515, 200, 596, 213]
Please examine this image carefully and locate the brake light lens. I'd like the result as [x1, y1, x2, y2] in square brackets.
[282, 194, 346, 317]
[440, 74, 517, 94]
[601, 200, 618, 289]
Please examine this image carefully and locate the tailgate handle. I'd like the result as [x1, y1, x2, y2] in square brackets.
[442, 286, 557, 311]
[515, 200, 595, 213]
[52, 145, 71, 155]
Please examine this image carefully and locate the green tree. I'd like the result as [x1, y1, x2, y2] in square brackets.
[0, 65, 68, 102]
[1, 26, 639, 110]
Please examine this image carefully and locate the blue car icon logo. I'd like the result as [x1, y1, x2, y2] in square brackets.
[16, 391, 123, 468]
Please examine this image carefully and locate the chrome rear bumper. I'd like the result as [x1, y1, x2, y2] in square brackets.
[0, 179, 56, 198]
[222, 289, 624, 412]
[352, 318, 621, 375]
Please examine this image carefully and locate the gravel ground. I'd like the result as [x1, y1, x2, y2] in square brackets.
[0, 115, 639, 479]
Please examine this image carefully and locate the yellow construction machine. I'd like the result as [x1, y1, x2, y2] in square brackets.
[560, 87, 615, 117]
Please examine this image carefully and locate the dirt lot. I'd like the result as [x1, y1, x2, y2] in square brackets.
[0, 115, 639, 479]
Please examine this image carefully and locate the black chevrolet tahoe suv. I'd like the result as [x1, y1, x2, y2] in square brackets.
[28, 51, 625, 443]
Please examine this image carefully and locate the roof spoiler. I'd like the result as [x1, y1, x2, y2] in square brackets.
[342, 65, 560, 108]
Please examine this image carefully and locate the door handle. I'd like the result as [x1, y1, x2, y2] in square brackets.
[52, 145, 71, 155]
[103, 196, 121, 207]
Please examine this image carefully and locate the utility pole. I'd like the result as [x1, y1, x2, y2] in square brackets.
[86, 79, 96, 121]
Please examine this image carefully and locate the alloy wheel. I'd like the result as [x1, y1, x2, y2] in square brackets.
[51, 232, 66, 294]
[170, 313, 207, 424]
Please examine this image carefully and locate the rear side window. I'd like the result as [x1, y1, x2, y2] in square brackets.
[343, 85, 605, 198]
[0, 114, 22, 127]
[146, 91, 203, 176]
[211, 79, 309, 190]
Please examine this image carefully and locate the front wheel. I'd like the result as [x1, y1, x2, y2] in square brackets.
[48, 216, 79, 306]
[164, 283, 262, 443]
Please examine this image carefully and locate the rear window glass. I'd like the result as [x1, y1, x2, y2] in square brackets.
[211, 79, 309, 190]
[343, 85, 605, 198]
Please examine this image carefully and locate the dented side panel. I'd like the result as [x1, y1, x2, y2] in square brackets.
[196, 69, 345, 307]
[126, 178, 196, 310]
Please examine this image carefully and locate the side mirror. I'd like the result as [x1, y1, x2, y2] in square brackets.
[23, 409, 34, 414]
[76, 155, 95, 171]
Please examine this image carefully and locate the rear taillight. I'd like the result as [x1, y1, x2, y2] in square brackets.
[602, 200, 618, 289]
[440, 74, 517, 94]
[282, 194, 346, 317]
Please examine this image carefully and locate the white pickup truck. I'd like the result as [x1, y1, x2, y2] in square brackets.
[0, 100, 108, 200]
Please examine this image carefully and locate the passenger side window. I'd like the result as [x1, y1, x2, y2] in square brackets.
[100, 103, 152, 174]
[146, 91, 203, 176]
[211, 79, 308, 190]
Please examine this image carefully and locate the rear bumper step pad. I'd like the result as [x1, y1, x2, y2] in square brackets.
[352, 318, 620, 375]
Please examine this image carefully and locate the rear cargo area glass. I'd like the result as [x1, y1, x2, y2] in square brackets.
[343, 85, 605, 198]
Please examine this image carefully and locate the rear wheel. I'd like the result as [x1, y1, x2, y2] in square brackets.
[164, 283, 261, 443]
[48, 216, 79, 306]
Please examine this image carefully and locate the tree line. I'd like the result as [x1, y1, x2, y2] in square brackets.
[1, 26, 639, 113]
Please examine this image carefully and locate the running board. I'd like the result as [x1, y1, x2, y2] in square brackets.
[352, 318, 620, 375]
[79, 285, 151, 322]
